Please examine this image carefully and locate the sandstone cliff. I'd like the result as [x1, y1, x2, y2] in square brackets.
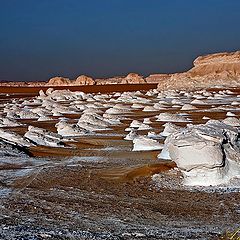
[1, 50, 240, 90]
[150, 51, 240, 90]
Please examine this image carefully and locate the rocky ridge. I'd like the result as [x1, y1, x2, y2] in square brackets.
[1, 51, 240, 90]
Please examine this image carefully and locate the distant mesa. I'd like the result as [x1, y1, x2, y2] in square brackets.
[152, 50, 240, 90]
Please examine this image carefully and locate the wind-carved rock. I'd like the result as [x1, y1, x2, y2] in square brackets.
[145, 50, 240, 90]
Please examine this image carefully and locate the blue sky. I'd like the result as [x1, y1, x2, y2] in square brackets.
[0, 0, 240, 81]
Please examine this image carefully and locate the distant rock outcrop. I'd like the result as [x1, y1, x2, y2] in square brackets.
[152, 51, 240, 90]
[47, 77, 71, 86]
[75, 75, 95, 85]
[46, 75, 95, 86]
[1, 50, 240, 89]
[96, 73, 146, 85]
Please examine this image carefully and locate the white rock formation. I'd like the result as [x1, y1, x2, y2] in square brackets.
[180, 104, 197, 111]
[159, 121, 240, 186]
[0, 129, 32, 147]
[56, 120, 89, 137]
[132, 136, 163, 151]
[124, 129, 138, 140]
[0, 117, 22, 127]
[24, 126, 65, 147]
[156, 113, 191, 122]
[160, 123, 182, 137]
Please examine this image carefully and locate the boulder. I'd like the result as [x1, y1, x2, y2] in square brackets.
[160, 121, 240, 186]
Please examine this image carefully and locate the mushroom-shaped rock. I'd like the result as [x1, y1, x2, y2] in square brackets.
[132, 136, 163, 151]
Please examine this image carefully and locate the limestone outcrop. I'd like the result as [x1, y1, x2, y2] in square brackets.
[46, 75, 95, 86]
[153, 51, 240, 90]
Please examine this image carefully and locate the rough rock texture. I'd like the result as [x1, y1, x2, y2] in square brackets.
[160, 120, 240, 186]
[47, 77, 71, 86]
[46, 75, 95, 86]
[154, 51, 240, 90]
[75, 75, 95, 85]
[145, 74, 171, 83]
[96, 73, 146, 85]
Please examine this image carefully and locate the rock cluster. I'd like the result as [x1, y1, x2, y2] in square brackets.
[47, 75, 95, 86]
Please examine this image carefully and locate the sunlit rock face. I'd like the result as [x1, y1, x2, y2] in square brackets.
[95, 73, 146, 85]
[125, 73, 146, 84]
[46, 75, 95, 86]
[150, 50, 240, 90]
[47, 77, 71, 86]
[75, 75, 95, 85]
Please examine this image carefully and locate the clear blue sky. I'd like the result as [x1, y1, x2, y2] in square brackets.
[0, 0, 240, 81]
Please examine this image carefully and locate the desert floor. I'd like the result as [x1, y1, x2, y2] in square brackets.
[0, 85, 239, 239]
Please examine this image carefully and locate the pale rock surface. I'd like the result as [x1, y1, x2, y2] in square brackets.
[0, 129, 32, 147]
[159, 120, 240, 186]
[155, 51, 240, 90]
[156, 113, 191, 122]
[56, 120, 89, 137]
[24, 126, 65, 147]
[0, 117, 22, 127]
[132, 136, 163, 151]
[180, 104, 197, 111]
[124, 129, 138, 140]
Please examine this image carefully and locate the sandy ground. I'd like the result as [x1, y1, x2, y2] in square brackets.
[0, 85, 239, 239]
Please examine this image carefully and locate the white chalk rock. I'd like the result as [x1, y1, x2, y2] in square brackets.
[231, 101, 240, 106]
[142, 106, 158, 112]
[156, 113, 191, 122]
[24, 126, 64, 147]
[131, 103, 145, 109]
[0, 117, 22, 127]
[129, 120, 152, 130]
[160, 123, 182, 137]
[202, 116, 210, 120]
[78, 113, 112, 128]
[0, 129, 32, 147]
[147, 131, 163, 140]
[226, 112, 236, 117]
[180, 104, 197, 111]
[143, 118, 152, 124]
[191, 99, 207, 105]
[222, 117, 240, 127]
[163, 122, 240, 186]
[37, 116, 53, 121]
[153, 103, 168, 110]
[56, 121, 89, 137]
[124, 129, 138, 140]
[132, 136, 163, 151]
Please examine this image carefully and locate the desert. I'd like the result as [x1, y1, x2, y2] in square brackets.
[1, 1, 240, 238]
[0, 78, 240, 239]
